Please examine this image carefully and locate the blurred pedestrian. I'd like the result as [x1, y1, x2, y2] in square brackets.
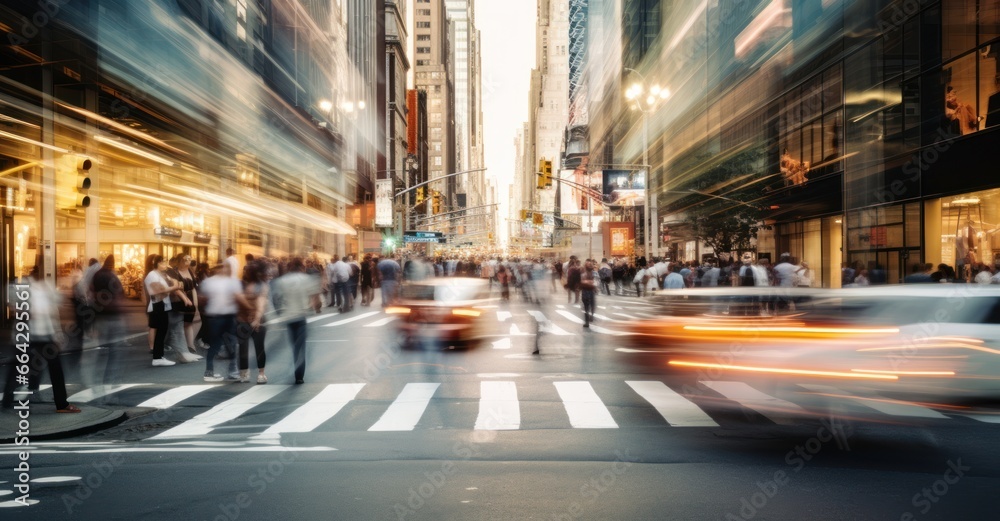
[581, 259, 598, 327]
[2, 264, 81, 413]
[271, 257, 321, 384]
[145, 254, 186, 367]
[199, 263, 250, 381]
[237, 261, 270, 384]
[377, 255, 402, 307]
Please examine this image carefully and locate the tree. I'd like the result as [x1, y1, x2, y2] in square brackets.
[667, 145, 769, 261]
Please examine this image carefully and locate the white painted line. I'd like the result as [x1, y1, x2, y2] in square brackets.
[701, 381, 807, 425]
[626, 381, 718, 427]
[153, 385, 288, 439]
[368, 383, 440, 431]
[553, 381, 618, 429]
[555, 309, 585, 324]
[322, 311, 381, 327]
[592, 313, 616, 322]
[510, 323, 531, 336]
[257, 383, 366, 436]
[491, 337, 512, 350]
[364, 316, 398, 327]
[526, 310, 572, 335]
[307, 312, 340, 323]
[497, 311, 512, 322]
[0, 446, 337, 455]
[137, 385, 218, 409]
[556, 304, 566, 309]
[797, 384, 949, 419]
[475, 381, 520, 430]
[68, 384, 144, 403]
[612, 313, 639, 319]
[963, 414, 1000, 424]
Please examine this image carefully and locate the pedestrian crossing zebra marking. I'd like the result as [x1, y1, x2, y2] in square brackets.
[497, 311, 513, 322]
[626, 381, 719, 427]
[152, 385, 288, 439]
[475, 381, 520, 430]
[137, 385, 218, 409]
[553, 381, 618, 429]
[364, 316, 398, 327]
[256, 383, 366, 437]
[700, 381, 808, 425]
[322, 311, 381, 327]
[368, 382, 440, 432]
[612, 313, 639, 320]
[526, 310, 572, 335]
[797, 384, 949, 419]
[68, 384, 144, 403]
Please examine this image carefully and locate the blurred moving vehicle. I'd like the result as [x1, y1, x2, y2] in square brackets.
[622, 286, 1000, 403]
[387, 277, 495, 350]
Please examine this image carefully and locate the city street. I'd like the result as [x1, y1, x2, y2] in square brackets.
[2, 290, 998, 520]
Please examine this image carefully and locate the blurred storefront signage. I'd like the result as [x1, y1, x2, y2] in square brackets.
[375, 179, 393, 227]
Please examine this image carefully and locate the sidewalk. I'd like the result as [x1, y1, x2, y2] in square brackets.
[1, 299, 148, 442]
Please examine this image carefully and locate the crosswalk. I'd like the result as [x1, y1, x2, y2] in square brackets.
[299, 296, 648, 340]
[58, 378, 1000, 441]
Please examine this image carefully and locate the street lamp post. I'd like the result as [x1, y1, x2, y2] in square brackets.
[624, 68, 669, 261]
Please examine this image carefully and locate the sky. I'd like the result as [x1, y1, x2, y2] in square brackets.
[477, 0, 536, 202]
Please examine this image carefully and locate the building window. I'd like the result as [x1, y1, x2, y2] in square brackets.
[417, 34, 430, 41]
[435, 157, 443, 166]
[417, 9, 431, 16]
[417, 47, 430, 53]
[417, 22, 431, 28]
[416, 60, 429, 66]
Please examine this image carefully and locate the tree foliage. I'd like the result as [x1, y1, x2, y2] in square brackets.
[669, 145, 769, 261]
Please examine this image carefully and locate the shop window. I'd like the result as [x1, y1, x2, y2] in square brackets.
[823, 64, 842, 110]
[905, 203, 921, 248]
[902, 78, 921, 149]
[942, 52, 979, 136]
[981, 47, 1000, 129]
[823, 111, 841, 163]
[982, 1, 1000, 45]
[942, 0, 976, 61]
[884, 22, 903, 81]
[902, 18, 921, 79]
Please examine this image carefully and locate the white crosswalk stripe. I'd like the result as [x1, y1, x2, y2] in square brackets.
[475, 381, 520, 430]
[701, 381, 807, 425]
[526, 310, 572, 335]
[322, 311, 381, 327]
[137, 385, 218, 409]
[257, 383, 366, 437]
[368, 383, 440, 431]
[153, 385, 288, 439]
[554, 381, 618, 429]
[554, 309, 625, 335]
[364, 316, 397, 327]
[797, 384, 949, 419]
[69, 384, 144, 403]
[626, 381, 719, 427]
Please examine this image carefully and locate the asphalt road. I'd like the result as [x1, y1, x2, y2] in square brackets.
[2, 289, 999, 520]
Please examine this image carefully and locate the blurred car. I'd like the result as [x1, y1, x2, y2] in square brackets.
[387, 277, 495, 349]
[629, 285, 1000, 403]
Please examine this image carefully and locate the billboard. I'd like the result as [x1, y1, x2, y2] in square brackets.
[602, 170, 646, 207]
[375, 178, 393, 227]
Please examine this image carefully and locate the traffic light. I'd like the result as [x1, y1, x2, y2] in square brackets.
[542, 159, 553, 188]
[56, 155, 92, 208]
[536, 158, 547, 189]
[520, 209, 528, 220]
[432, 191, 442, 214]
[416, 186, 425, 205]
[533, 212, 543, 225]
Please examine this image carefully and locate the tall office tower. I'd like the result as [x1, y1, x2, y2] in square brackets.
[532, 0, 570, 244]
[409, 0, 456, 222]
[385, 0, 411, 234]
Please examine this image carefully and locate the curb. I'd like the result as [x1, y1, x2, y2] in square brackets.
[0, 407, 128, 444]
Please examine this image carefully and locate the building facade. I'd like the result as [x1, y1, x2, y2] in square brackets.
[0, 0, 362, 325]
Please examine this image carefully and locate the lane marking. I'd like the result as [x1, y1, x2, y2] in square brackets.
[307, 312, 341, 323]
[322, 311, 381, 327]
[491, 337, 512, 350]
[553, 381, 618, 429]
[68, 384, 144, 403]
[368, 383, 440, 431]
[700, 381, 807, 425]
[497, 311, 512, 322]
[364, 316, 398, 327]
[137, 385, 218, 409]
[475, 381, 520, 430]
[626, 381, 718, 427]
[612, 313, 639, 319]
[797, 384, 949, 419]
[554, 310, 624, 335]
[526, 310, 572, 336]
[256, 383, 366, 436]
[152, 386, 288, 439]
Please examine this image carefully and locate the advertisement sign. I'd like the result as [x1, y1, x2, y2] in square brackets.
[602, 170, 646, 207]
[375, 179, 393, 227]
[559, 169, 604, 215]
[604, 222, 635, 257]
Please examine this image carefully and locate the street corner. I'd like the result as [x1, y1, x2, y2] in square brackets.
[0, 402, 127, 444]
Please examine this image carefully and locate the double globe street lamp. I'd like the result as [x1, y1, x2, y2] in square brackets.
[624, 68, 670, 260]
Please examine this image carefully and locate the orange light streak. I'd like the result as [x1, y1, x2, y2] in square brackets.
[668, 360, 899, 380]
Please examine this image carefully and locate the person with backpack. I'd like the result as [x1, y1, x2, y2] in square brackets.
[598, 258, 613, 295]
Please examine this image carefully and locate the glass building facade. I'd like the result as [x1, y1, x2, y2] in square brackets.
[597, 0, 1000, 285]
[1, 0, 365, 324]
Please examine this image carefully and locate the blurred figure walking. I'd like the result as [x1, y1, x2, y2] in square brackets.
[271, 257, 321, 384]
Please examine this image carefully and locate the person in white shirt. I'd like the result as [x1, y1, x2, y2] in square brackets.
[974, 264, 993, 284]
[331, 256, 353, 312]
[224, 248, 239, 280]
[199, 264, 250, 381]
[701, 262, 721, 287]
[662, 265, 686, 289]
[271, 257, 321, 384]
[145, 254, 189, 366]
[772, 253, 797, 287]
